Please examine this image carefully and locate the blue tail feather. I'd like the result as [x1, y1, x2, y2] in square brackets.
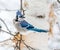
[27, 28, 48, 32]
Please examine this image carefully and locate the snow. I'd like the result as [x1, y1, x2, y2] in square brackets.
[0, 0, 20, 10]
[0, 0, 51, 50]
[0, 11, 48, 50]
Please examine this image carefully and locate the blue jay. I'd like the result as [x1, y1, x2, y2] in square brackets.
[14, 10, 48, 33]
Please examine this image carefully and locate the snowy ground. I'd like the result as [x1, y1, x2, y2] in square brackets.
[0, 11, 49, 50]
[0, 0, 52, 50]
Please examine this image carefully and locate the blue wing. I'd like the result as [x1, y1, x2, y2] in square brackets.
[19, 20, 48, 32]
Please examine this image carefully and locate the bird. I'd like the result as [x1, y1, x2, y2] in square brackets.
[13, 10, 48, 33]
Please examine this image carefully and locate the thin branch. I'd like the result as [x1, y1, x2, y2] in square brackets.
[0, 38, 11, 43]
[0, 38, 12, 47]
[0, 29, 14, 36]
[22, 40, 38, 50]
[0, 18, 11, 33]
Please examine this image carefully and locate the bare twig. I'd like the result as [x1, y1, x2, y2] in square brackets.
[0, 38, 11, 43]
[0, 18, 11, 33]
[22, 40, 37, 50]
[13, 33, 39, 50]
